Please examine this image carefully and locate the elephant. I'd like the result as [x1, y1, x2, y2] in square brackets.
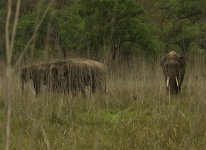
[21, 64, 41, 94]
[49, 58, 107, 95]
[20, 62, 52, 95]
[160, 51, 186, 94]
[77, 59, 107, 92]
[48, 60, 68, 92]
[21, 58, 107, 95]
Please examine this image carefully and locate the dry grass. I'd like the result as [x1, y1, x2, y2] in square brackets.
[1, 56, 206, 149]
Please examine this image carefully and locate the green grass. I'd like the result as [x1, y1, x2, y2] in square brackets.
[1, 60, 206, 149]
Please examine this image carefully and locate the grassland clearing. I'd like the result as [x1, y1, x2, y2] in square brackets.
[1, 57, 206, 149]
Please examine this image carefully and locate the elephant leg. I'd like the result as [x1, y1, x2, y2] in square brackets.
[75, 79, 86, 97]
[90, 79, 96, 93]
[99, 81, 106, 92]
[87, 74, 96, 93]
[33, 79, 41, 95]
[76, 82, 84, 94]
[91, 78, 104, 93]
[69, 80, 78, 95]
[80, 83, 86, 95]
[47, 79, 52, 92]
[169, 78, 180, 94]
[52, 80, 58, 92]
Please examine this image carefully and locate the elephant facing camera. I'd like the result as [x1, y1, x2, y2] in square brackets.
[160, 51, 186, 94]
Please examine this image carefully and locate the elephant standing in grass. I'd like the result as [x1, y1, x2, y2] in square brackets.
[160, 51, 186, 94]
[49, 60, 68, 92]
[50, 58, 107, 95]
[79, 59, 107, 92]
[20, 58, 107, 95]
[20, 62, 51, 95]
[20, 60, 68, 95]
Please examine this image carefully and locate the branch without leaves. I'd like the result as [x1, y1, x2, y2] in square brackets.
[173, 12, 200, 24]
[4, 0, 21, 150]
[14, 0, 55, 68]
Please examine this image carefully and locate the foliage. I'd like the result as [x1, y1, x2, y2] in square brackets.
[0, 0, 206, 62]
[79, 0, 160, 57]
[159, 0, 206, 53]
[1, 59, 206, 149]
[56, 3, 85, 56]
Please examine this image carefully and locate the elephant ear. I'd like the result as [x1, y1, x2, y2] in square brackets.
[160, 56, 166, 67]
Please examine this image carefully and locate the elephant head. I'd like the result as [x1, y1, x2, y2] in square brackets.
[20, 65, 40, 94]
[21, 62, 52, 95]
[48, 60, 68, 92]
[160, 51, 186, 94]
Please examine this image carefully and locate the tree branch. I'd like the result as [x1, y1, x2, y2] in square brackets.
[5, 0, 12, 65]
[173, 12, 200, 24]
[14, 0, 55, 68]
[4, 0, 21, 150]
[10, 0, 21, 61]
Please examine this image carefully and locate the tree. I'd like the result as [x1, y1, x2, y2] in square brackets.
[4, 1, 21, 149]
[79, 0, 160, 62]
[159, 0, 206, 54]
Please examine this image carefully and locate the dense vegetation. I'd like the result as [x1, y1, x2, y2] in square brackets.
[1, 58, 206, 149]
[1, 0, 206, 149]
[0, 0, 206, 64]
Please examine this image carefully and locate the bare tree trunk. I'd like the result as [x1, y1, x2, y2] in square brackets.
[4, 0, 12, 149]
[4, 0, 21, 149]
[15, 0, 55, 68]
[4, 0, 54, 149]
[4, 66, 12, 150]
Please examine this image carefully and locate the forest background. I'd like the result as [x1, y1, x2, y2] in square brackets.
[0, 0, 206, 64]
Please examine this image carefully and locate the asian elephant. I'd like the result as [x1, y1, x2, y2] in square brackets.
[78, 59, 107, 92]
[50, 58, 107, 94]
[160, 51, 186, 94]
[21, 58, 107, 95]
[20, 62, 51, 95]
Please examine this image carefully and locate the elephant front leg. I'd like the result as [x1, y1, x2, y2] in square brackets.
[33, 79, 41, 95]
[91, 81, 96, 93]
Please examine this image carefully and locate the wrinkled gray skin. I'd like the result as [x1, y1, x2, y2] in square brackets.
[20, 63, 51, 95]
[50, 59, 107, 95]
[160, 51, 186, 94]
[21, 59, 107, 95]
[21, 60, 70, 95]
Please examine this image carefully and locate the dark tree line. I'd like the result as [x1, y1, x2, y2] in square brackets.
[0, 0, 206, 64]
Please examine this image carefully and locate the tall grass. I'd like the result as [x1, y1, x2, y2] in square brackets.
[1, 56, 206, 149]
